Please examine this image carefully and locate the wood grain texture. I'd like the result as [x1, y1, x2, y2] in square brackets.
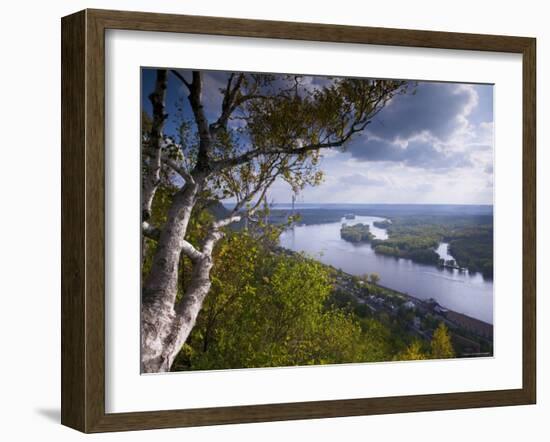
[89, 8, 533, 52]
[61, 10, 86, 431]
[85, 9, 107, 432]
[522, 38, 537, 403]
[60, 8, 537, 433]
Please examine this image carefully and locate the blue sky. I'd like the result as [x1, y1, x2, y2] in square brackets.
[142, 68, 494, 205]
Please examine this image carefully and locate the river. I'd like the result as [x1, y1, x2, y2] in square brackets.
[279, 215, 494, 324]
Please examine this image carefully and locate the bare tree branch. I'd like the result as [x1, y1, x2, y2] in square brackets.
[142, 220, 203, 263]
[186, 71, 212, 172]
[181, 240, 204, 263]
[212, 215, 242, 230]
[170, 69, 192, 91]
[209, 73, 244, 136]
[142, 146, 195, 184]
[210, 121, 369, 172]
[210, 74, 292, 136]
[201, 215, 241, 256]
[141, 73, 410, 372]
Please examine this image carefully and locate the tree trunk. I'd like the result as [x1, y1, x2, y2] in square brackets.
[142, 69, 168, 223]
[141, 181, 200, 373]
[142, 69, 168, 267]
[152, 254, 217, 371]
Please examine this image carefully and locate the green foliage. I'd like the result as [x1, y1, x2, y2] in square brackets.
[340, 223, 374, 242]
[196, 75, 409, 208]
[393, 323, 456, 362]
[141, 184, 179, 282]
[173, 237, 373, 370]
[143, 189, 462, 371]
[359, 318, 394, 362]
[448, 231, 493, 278]
[142, 70, 486, 371]
[373, 244, 400, 257]
[394, 340, 428, 361]
[141, 185, 230, 300]
[431, 322, 455, 359]
[372, 235, 440, 265]
[373, 220, 391, 229]
[369, 215, 493, 275]
[422, 314, 439, 331]
[369, 217, 444, 265]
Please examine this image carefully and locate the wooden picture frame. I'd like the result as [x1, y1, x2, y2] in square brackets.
[61, 8, 536, 433]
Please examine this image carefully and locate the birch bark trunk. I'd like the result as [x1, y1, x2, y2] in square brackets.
[141, 179, 238, 372]
[152, 253, 216, 371]
[141, 181, 200, 372]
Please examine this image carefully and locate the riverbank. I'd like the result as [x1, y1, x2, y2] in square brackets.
[271, 205, 494, 280]
[277, 246, 493, 358]
[333, 266, 493, 357]
[279, 215, 494, 323]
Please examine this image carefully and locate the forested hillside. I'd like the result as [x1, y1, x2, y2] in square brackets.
[142, 186, 471, 370]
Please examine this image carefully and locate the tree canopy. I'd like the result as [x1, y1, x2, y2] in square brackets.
[431, 322, 455, 359]
[143, 71, 411, 222]
[139, 69, 413, 372]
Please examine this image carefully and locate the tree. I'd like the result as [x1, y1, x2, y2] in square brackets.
[394, 340, 427, 361]
[431, 322, 455, 359]
[369, 272, 381, 285]
[140, 68, 410, 372]
[173, 240, 368, 370]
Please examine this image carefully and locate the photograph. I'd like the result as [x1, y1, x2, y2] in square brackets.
[140, 68, 494, 373]
[0, 0, 543, 437]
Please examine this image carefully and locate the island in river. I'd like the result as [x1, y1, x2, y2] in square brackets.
[212, 202, 495, 360]
[272, 204, 494, 325]
[338, 221, 484, 273]
[340, 223, 375, 242]
[268, 203, 495, 358]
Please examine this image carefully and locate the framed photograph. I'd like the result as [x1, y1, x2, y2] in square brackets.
[61, 9, 536, 433]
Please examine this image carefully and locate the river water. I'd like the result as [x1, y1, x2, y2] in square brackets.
[279, 215, 494, 324]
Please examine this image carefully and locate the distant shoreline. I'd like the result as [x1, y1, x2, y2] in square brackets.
[374, 281, 493, 330]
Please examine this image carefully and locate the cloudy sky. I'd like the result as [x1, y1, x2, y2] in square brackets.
[142, 69, 494, 205]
